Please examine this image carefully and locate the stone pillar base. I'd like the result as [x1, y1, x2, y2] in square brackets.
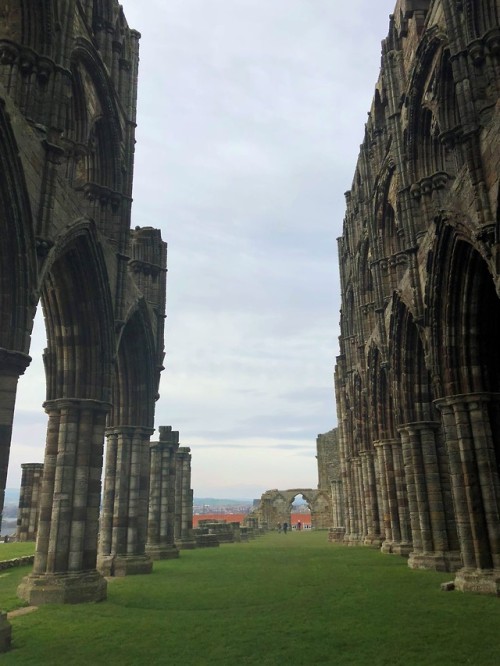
[408, 551, 462, 573]
[110, 555, 153, 577]
[328, 527, 345, 543]
[0, 612, 12, 653]
[345, 534, 363, 546]
[381, 540, 393, 554]
[17, 570, 107, 605]
[391, 542, 412, 557]
[364, 536, 383, 548]
[454, 568, 500, 595]
[175, 539, 197, 550]
[145, 545, 180, 560]
[381, 541, 412, 556]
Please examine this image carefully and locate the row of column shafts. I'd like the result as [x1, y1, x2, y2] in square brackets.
[15, 425, 195, 576]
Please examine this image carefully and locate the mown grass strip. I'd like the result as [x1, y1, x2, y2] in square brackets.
[1, 532, 499, 665]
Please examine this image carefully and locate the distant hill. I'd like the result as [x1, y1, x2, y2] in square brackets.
[4, 489, 19, 505]
[194, 498, 254, 507]
[2, 491, 258, 511]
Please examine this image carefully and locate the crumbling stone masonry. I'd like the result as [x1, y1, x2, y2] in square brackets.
[145, 426, 180, 560]
[335, 0, 500, 593]
[316, 429, 345, 541]
[16, 463, 43, 542]
[253, 488, 333, 530]
[0, 0, 166, 623]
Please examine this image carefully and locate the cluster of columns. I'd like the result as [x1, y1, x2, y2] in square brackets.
[398, 421, 461, 571]
[97, 426, 153, 576]
[15, 423, 194, 602]
[338, 397, 500, 590]
[436, 394, 500, 594]
[145, 426, 197, 559]
[17, 399, 110, 604]
[174, 446, 196, 549]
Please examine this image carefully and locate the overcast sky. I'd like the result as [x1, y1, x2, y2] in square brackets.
[8, 0, 396, 499]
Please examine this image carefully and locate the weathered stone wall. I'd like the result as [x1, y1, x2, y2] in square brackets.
[145, 426, 180, 561]
[0, 0, 167, 614]
[252, 487, 332, 530]
[16, 463, 43, 542]
[335, 0, 500, 593]
[316, 429, 340, 491]
[316, 429, 343, 529]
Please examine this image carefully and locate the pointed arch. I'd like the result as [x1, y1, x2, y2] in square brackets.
[372, 158, 402, 258]
[368, 345, 395, 441]
[68, 40, 123, 192]
[109, 300, 158, 428]
[390, 295, 436, 424]
[40, 220, 115, 402]
[0, 101, 37, 353]
[405, 28, 451, 183]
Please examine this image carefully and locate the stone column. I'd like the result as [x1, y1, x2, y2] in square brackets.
[393, 438, 412, 555]
[18, 398, 109, 605]
[374, 442, 391, 548]
[17, 463, 44, 542]
[399, 421, 461, 572]
[354, 456, 366, 540]
[0, 349, 29, 651]
[360, 450, 382, 547]
[175, 447, 196, 549]
[345, 458, 363, 544]
[341, 457, 353, 542]
[331, 480, 344, 527]
[145, 426, 179, 560]
[0, 349, 31, 534]
[435, 393, 500, 594]
[399, 427, 421, 557]
[97, 425, 153, 576]
[376, 439, 412, 555]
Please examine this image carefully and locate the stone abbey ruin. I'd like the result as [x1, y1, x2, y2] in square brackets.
[0, 0, 499, 654]
[0, 0, 167, 648]
[334, 0, 500, 596]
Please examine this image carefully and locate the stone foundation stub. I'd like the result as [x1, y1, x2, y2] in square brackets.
[0, 613, 11, 653]
[17, 570, 107, 605]
[17, 571, 107, 606]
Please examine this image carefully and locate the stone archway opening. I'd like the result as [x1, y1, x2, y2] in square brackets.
[290, 493, 311, 531]
[7, 309, 47, 541]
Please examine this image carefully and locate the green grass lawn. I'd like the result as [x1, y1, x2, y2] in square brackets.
[1, 532, 499, 665]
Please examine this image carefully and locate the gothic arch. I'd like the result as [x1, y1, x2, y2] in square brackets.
[358, 239, 373, 293]
[427, 223, 500, 397]
[0, 101, 36, 353]
[390, 294, 460, 570]
[351, 372, 367, 455]
[405, 28, 450, 183]
[109, 301, 158, 428]
[436, 48, 461, 137]
[368, 345, 395, 441]
[40, 220, 115, 402]
[390, 295, 435, 425]
[68, 41, 123, 192]
[342, 286, 355, 338]
[429, 223, 500, 582]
